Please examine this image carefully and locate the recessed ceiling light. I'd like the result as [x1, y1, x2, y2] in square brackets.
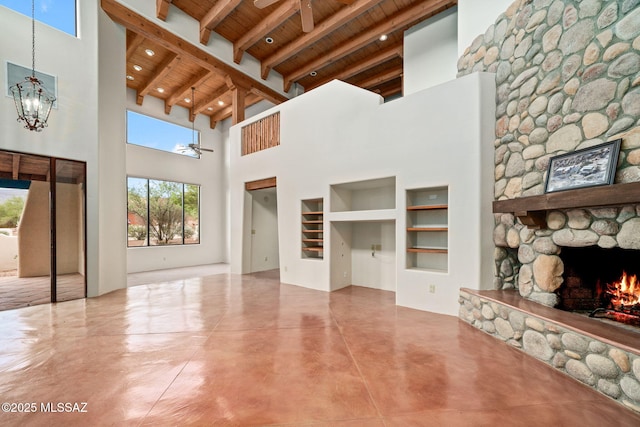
[379, 34, 388, 41]
[207, 107, 213, 111]
[133, 64, 142, 71]
[310, 71, 317, 77]
[145, 49, 155, 56]
[157, 87, 165, 93]
[184, 98, 191, 103]
[218, 100, 225, 106]
[265, 37, 274, 44]
[126, 75, 134, 80]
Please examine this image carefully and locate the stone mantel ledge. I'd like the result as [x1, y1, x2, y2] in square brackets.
[459, 288, 640, 413]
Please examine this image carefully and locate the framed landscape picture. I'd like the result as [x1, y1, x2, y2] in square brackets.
[544, 139, 621, 193]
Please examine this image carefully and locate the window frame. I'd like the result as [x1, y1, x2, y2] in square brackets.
[0, 0, 78, 37]
[127, 177, 200, 248]
[126, 110, 201, 158]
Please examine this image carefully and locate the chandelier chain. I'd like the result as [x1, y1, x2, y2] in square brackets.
[31, 0, 35, 77]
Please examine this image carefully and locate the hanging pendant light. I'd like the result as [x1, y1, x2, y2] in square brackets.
[10, 0, 55, 132]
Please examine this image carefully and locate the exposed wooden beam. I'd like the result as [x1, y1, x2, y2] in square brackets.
[245, 177, 277, 191]
[234, 0, 298, 64]
[377, 84, 403, 99]
[226, 76, 248, 125]
[12, 154, 20, 180]
[260, 0, 385, 79]
[126, 32, 144, 58]
[306, 44, 403, 90]
[355, 66, 402, 89]
[210, 93, 261, 127]
[101, 0, 289, 106]
[136, 53, 179, 105]
[199, 0, 243, 45]
[282, 0, 452, 91]
[156, 0, 171, 21]
[164, 69, 212, 114]
[194, 84, 230, 116]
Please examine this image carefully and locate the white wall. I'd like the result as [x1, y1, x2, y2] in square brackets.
[248, 187, 279, 273]
[457, 0, 515, 56]
[0, 1, 127, 297]
[229, 74, 496, 316]
[404, 6, 458, 95]
[125, 90, 226, 273]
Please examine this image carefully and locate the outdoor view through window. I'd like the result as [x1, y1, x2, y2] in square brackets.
[127, 178, 200, 247]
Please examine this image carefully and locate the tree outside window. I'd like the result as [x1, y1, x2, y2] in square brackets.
[127, 177, 199, 247]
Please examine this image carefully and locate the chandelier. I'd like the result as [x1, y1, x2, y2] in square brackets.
[10, 0, 55, 132]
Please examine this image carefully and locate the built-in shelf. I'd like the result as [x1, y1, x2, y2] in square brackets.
[407, 247, 448, 254]
[492, 182, 640, 228]
[330, 177, 396, 212]
[406, 187, 448, 272]
[302, 198, 323, 259]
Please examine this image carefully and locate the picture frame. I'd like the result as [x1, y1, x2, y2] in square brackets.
[544, 139, 621, 193]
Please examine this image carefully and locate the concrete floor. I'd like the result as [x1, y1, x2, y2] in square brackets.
[0, 268, 639, 426]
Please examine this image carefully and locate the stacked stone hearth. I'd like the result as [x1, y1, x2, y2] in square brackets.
[455, 0, 640, 414]
[456, 0, 640, 305]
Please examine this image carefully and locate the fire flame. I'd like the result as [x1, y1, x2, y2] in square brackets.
[606, 271, 640, 310]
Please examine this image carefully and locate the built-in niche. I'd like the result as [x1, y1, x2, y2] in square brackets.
[406, 186, 448, 272]
[328, 177, 397, 292]
[330, 177, 395, 212]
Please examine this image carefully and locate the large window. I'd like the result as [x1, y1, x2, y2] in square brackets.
[0, 0, 77, 36]
[127, 177, 200, 247]
[127, 111, 199, 158]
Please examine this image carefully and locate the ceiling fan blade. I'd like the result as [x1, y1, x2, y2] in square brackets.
[254, 0, 280, 8]
[299, 0, 314, 33]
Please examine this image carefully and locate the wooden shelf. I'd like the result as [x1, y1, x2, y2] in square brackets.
[407, 247, 448, 254]
[407, 227, 448, 232]
[407, 204, 448, 211]
[302, 198, 324, 259]
[492, 182, 640, 229]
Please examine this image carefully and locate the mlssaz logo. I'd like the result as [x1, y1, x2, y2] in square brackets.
[40, 402, 88, 413]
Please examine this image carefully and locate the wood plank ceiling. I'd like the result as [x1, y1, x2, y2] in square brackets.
[101, 0, 457, 128]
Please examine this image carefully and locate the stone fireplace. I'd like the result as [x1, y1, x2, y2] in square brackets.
[455, 0, 640, 415]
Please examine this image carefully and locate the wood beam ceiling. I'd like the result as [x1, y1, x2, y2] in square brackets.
[102, 0, 288, 107]
[282, 0, 452, 92]
[136, 52, 179, 105]
[260, 0, 386, 80]
[199, 0, 243, 45]
[233, 0, 299, 64]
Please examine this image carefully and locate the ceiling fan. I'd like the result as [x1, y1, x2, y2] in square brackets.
[179, 87, 214, 156]
[254, 0, 355, 33]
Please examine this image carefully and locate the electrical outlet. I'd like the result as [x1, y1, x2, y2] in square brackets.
[429, 284, 436, 293]
[264, 256, 268, 262]
[343, 271, 347, 278]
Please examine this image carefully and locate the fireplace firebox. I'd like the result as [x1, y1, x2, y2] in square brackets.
[559, 247, 640, 326]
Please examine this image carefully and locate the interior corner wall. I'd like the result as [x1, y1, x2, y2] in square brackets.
[403, 6, 458, 95]
[457, 0, 515, 57]
[125, 89, 226, 273]
[0, 1, 126, 297]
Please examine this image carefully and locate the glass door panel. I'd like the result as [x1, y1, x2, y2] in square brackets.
[53, 158, 86, 302]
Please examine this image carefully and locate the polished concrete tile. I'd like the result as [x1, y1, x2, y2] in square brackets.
[0, 270, 639, 426]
